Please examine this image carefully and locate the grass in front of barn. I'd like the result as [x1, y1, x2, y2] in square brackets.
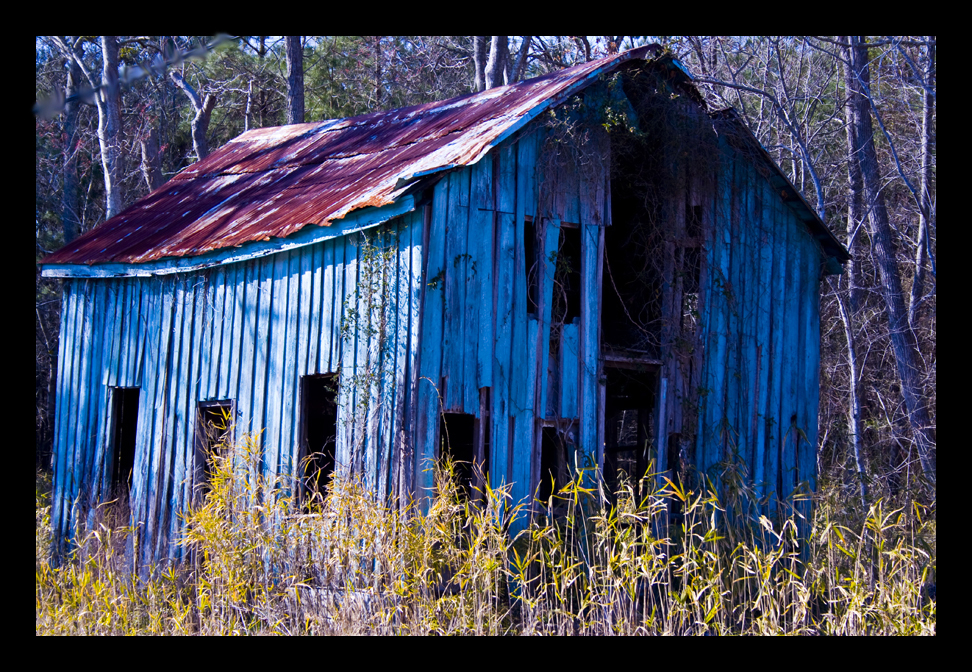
[35, 433, 935, 635]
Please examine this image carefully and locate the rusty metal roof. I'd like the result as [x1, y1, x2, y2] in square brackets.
[42, 46, 658, 270]
[41, 44, 848, 273]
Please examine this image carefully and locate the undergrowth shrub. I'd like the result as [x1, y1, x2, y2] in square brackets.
[35, 432, 935, 635]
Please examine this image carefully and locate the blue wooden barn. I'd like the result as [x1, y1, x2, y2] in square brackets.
[42, 46, 848, 565]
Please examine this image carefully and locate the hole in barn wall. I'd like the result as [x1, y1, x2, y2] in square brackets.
[603, 366, 657, 505]
[553, 224, 581, 326]
[439, 412, 476, 499]
[195, 399, 235, 501]
[109, 386, 140, 499]
[300, 374, 338, 502]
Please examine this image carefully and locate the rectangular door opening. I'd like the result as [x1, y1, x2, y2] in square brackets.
[300, 374, 338, 502]
[538, 425, 571, 515]
[603, 367, 656, 504]
[109, 387, 139, 500]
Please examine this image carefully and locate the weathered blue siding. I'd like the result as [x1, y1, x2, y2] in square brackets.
[50, 216, 424, 564]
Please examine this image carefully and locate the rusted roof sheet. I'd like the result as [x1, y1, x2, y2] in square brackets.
[43, 46, 657, 268]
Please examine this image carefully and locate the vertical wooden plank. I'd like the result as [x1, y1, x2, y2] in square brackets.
[70, 282, 93, 516]
[87, 281, 116, 515]
[723, 158, 743, 474]
[402, 210, 425, 502]
[282, 250, 301, 486]
[699, 148, 733, 481]
[560, 323, 579, 418]
[127, 280, 152, 560]
[364, 231, 384, 490]
[265, 251, 290, 483]
[114, 278, 129, 387]
[196, 272, 213, 404]
[318, 240, 334, 374]
[780, 199, 802, 504]
[739, 164, 759, 494]
[339, 235, 360, 476]
[181, 275, 207, 548]
[765, 182, 788, 513]
[509, 137, 533, 507]
[144, 276, 174, 566]
[204, 267, 225, 399]
[62, 280, 93, 543]
[753, 178, 774, 505]
[578, 221, 599, 474]
[472, 157, 495, 391]
[416, 183, 449, 501]
[443, 170, 469, 412]
[291, 246, 313, 485]
[798, 227, 820, 503]
[377, 225, 400, 498]
[50, 282, 70, 548]
[330, 239, 345, 376]
[537, 218, 561, 423]
[251, 257, 273, 468]
[462, 172, 481, 416]
[492, 143, 517, 493]
[307, 242, 323, 375]
[127, 279, 154, 563]
[218, 264, 238, 401]
[157, 275, 189, 561]
[236, 261, 257, 439]
[228, 261, 251, 411]
[357, 234, 375, 487]
[169, 275, 199, 559]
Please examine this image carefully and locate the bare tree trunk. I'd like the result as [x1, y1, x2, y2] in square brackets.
[473, 37, 487, 92]
[373, 36, 382, 109]
[843, 36, 936, 484]
[510, 36, 532, 83]
[259, 36, 267, 127]
[245, 79, 253, 132]
[61, 36, 82, 243]
[485, 36, 508, 89]
[285, 36, 305, 124]
[140, 126, 163, 192]
[831, 279, 868, 508]
[99, 36, 124, 220]
[909, 37, 935, 329]
[169, 70, 217, 161]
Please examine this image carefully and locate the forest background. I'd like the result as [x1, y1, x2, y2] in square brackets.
[34, 36, 936, 512]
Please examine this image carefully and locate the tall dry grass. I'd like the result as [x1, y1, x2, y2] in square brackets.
[35, 432, 935, 635]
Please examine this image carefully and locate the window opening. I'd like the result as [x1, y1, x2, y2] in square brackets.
[525, 218, 540, 317]
[300, 374, 338, 501]
[552, 224, 581, 326]
[109, 387, 139, 498]
[681, 204, 703, 332]
[195, 400, 234, 498]
[439, 412, 476, 499]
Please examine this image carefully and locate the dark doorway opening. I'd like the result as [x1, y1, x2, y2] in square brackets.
[603, 367, 656, 504]
[109, 387, 139, 498]
[538, 426, 571, 512]
[439, 412, 476, 499]
[300, 374, 338, 500]
[195, 400, 235, 499]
